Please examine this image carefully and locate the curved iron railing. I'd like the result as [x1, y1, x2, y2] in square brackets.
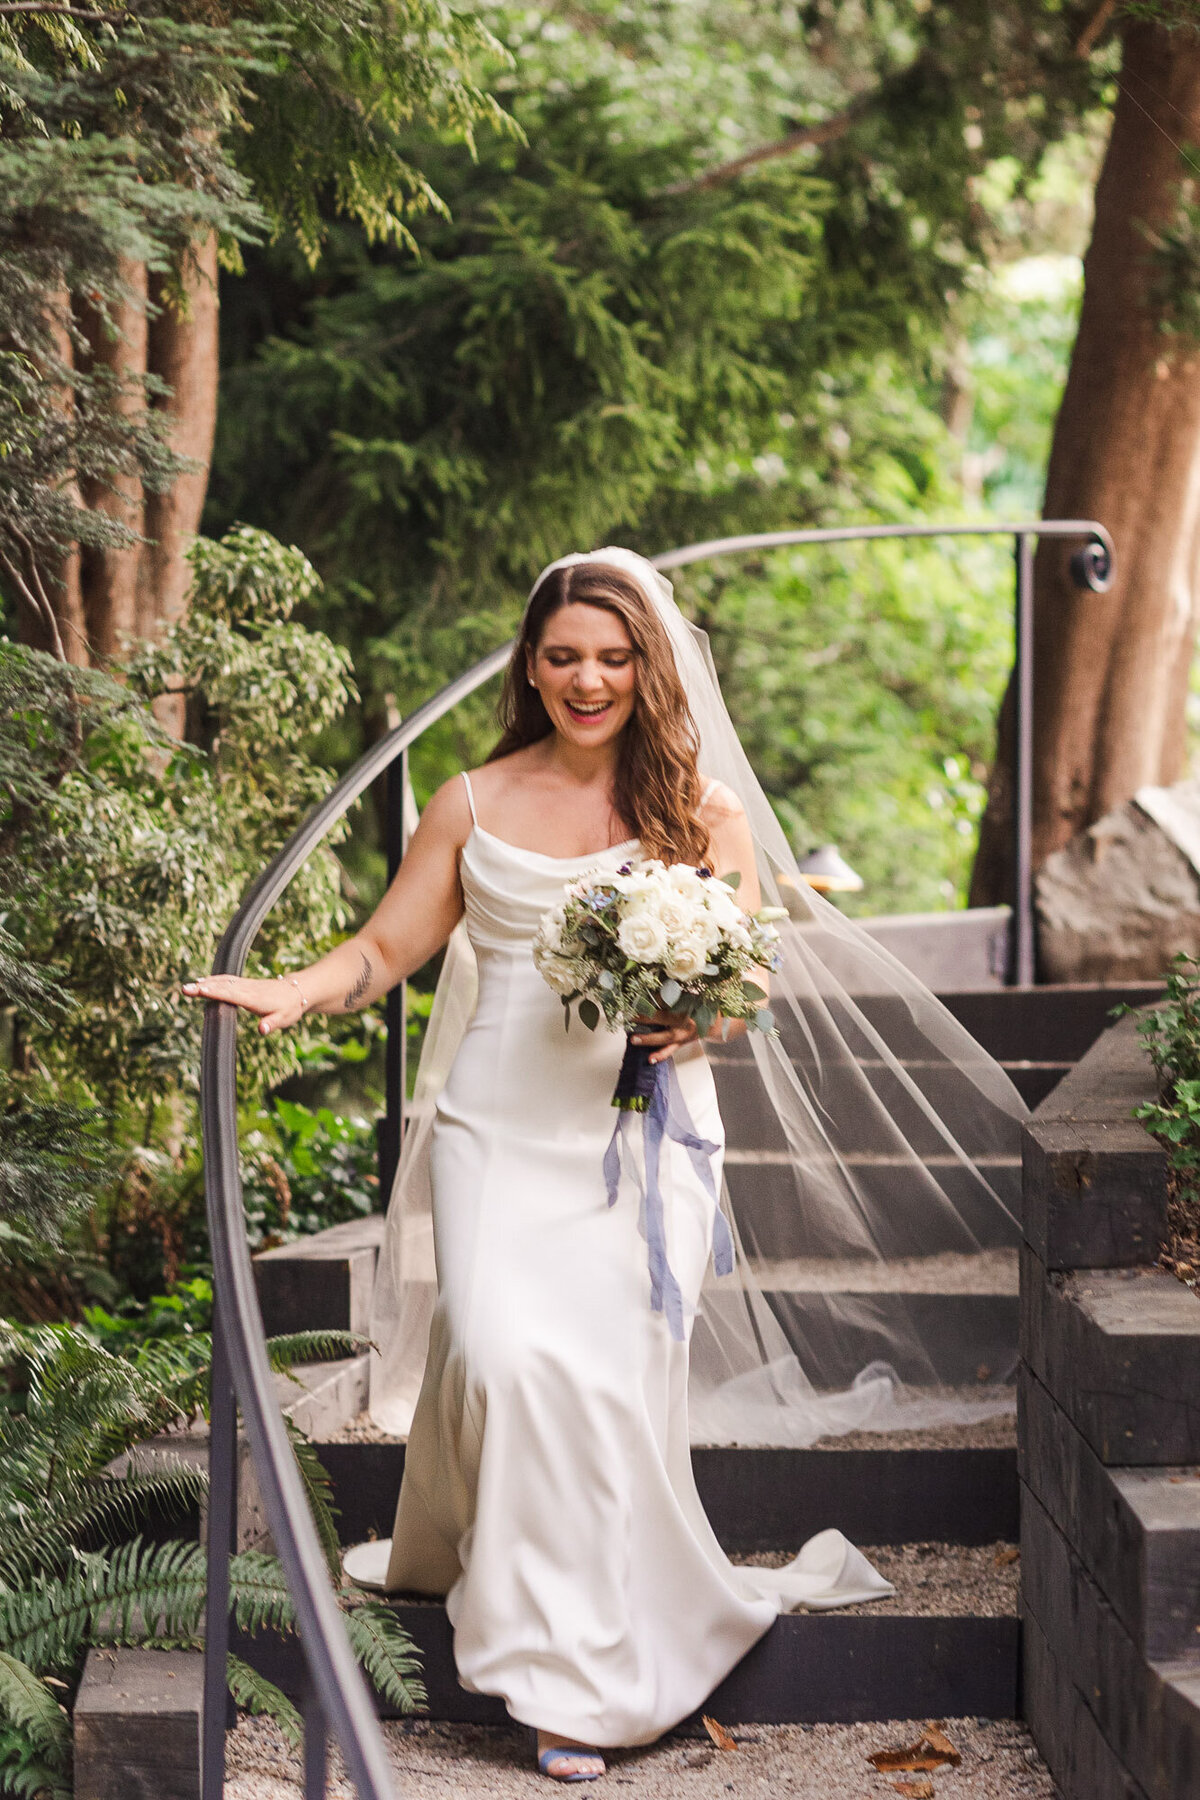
[201, 517, 1112, 1800]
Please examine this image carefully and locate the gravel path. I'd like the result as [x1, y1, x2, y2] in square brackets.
[227, 1713, 1056, 1799]
[320, 1412, 1018, 1452]
[729, 1541, 1020, 1616]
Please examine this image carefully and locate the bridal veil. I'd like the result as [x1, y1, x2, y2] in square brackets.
[368, 547, 1027, 1447]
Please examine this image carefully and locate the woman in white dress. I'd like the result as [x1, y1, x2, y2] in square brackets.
[186, 548, 1024, 1779]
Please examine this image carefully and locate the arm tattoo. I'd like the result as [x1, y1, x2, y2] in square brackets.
[342, 949, 373, 1011]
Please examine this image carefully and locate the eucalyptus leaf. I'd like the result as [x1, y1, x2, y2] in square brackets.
[660, 977, 682, 1007]
[578, 998, 600, 1032]
[742, 981, 768, 1003]
[722, 870, 742, 891]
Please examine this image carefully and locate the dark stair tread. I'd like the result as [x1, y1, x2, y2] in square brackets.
[315, 1440, 1019, 1550]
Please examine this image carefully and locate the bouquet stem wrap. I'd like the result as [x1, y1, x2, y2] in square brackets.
[603, 1055, 735, 1341]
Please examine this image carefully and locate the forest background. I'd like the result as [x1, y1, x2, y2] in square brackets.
[3, 0, 1198, 1321]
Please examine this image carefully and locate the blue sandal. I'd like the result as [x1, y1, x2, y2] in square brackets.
[533, 1732, 605, 1782]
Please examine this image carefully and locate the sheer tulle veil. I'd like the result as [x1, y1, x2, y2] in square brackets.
[368, 547, 1027, 1446]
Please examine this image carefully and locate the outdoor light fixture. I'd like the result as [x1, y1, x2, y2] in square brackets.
[794, 845, 865, 893]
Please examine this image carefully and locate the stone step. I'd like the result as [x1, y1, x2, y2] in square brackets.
[938, 983, 1163, 1065]
[1022, 1479, 1200, 1800]
[1020, 1248, 1200, 1466]
[74, 1648, 202, 1800]
[313, 1438, 1018, 1550]
[711, 1052, 1035, 1159]
[1024, 1011, 1168, 1272]
[1021, 1365, 1200, 1665]
[254, 1215, 384, 1339]
[123, 1354, 369, 1551]
[722, 1154, 1021, 1256]
[238, 1544, 1019, 1727]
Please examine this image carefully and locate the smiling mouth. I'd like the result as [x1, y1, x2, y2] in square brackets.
[564, 699, 614, 722]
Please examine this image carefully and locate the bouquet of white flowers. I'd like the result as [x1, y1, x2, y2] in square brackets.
[533, 856, 785, 1339]
[534, 857, 785, 1112]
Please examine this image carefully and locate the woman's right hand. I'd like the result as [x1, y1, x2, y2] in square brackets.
[181, 974, 305, 1035]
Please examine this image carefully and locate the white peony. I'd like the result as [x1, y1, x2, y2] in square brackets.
[617, 910, 670, 963]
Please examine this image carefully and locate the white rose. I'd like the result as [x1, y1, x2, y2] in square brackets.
[667, 863, 706, 896]
[665, 934, 709, 980]
[535, 949, 582, 995]
[538, 905, 567, 952]
[654, 891, 702, 938]
[617, 911, 669, 963]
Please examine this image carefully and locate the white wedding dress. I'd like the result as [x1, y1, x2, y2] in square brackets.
[342, 773, 892, 1748]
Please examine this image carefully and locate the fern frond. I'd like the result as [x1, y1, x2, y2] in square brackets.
[226, 1552, 298, 1640]
[0, 1540, 208, 1672]
[0, 1728, 72, 1800]
[226, 1655, 302, 1752]
[284, 1422, 341, 1580]
[341, 1601, 426, 1716]
[0, 1460, 206, 1590]
[0, 1651, 70, 1763]
[265, 1332, 371, 1374]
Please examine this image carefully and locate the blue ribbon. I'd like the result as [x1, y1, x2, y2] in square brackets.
[602, 1058, 734, 1342]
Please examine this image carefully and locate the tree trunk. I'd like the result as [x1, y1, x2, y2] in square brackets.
[78, 258, 148, 661]
[11, 287, 89, 664]
[971, 19, 1200, 908]
[137, 232, 219, 735]
[21, 238, 218, 705]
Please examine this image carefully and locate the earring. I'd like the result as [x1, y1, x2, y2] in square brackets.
[528, 676, 537, 688]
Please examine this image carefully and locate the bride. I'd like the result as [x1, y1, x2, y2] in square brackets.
[186, 548, 1025, 1780]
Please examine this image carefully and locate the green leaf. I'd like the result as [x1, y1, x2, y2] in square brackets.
[226, 1655, 302, 1751]
[660, 978, 682, 1007]
[742, 981, 768, 1004]
[721, 870, 742, 890]
[578, 999, 600, 1032]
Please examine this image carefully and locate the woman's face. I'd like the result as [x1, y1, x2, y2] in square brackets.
[528, 602, 638, 748]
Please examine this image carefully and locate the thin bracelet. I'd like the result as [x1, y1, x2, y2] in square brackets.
[286, 976, 310, 1016]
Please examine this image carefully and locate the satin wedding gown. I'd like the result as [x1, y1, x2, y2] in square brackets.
[343, 772, 892, 1747]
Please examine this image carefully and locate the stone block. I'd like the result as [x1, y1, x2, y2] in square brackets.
[1020, 1365, 1200, 1663]
[74, 1648, 202, 1800]
[1023, 1607, 1150, 1800]
[1021, 1480, 1200, 1800]
[253, 1215, 385, 1338]
[1033, 1008, 1160, 1127]
[122, 1354, 368, 1553]
[1020, 1248, 1200, 1465]
[1022, 1118, 1167, 1272]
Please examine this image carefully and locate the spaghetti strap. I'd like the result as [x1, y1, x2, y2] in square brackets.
[460, 769, 479, 826]
[699, 777, 719, 808]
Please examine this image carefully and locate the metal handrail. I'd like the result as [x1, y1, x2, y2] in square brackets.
[201, 517, 1112, 1800]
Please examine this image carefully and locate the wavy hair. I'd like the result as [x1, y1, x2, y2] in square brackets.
[488, 563, 710, 865]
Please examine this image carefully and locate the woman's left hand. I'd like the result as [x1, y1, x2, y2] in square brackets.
[631, 1010, 701, 1064]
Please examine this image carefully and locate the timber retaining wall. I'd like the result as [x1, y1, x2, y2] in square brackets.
[1020, 1011, 1200, 1799]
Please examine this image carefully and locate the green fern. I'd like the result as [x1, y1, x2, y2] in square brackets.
[285, 1421, 343, 1580]
[226, 1655, 302, 1751]
[341, 1601, 427, 1716]
[0, 1653, 70, 1763]
[0, 1316, 426, 1785]
[266, 1332, 372, 1374]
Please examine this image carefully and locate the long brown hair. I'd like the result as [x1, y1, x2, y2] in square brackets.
[489, 562, 710, 865]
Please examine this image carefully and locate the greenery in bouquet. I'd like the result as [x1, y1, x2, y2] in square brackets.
[534, 860, 784, 1044]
